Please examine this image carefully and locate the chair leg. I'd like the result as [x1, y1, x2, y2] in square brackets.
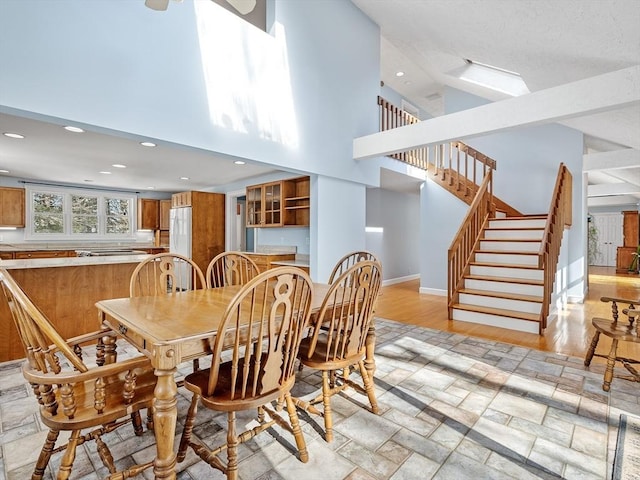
[584, 331, 601, 366]
[358, 360, 379, 414]
[321, 370, 334, 442]
[603, 339, 618, 392]
[32, 429, 59, 480]
[177, 393, 199, 463]
[227, 411, 239, 480]
[131, 411, 143, 436]
[58, 429, 82, 480]
[146, 408, 154, 431]
[284, 392, 309, 463]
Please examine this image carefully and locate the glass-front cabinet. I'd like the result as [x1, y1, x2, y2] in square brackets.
[246, 181, 282, 227]
[246, 177, 309, 228]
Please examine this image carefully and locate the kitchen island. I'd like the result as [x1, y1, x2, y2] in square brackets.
[0, 254, 152, 362]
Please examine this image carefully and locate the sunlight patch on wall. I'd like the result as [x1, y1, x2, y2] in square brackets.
[195, 2, 298, 147]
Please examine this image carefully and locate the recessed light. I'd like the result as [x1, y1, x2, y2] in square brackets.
[140, 141, 156, 147]
[404, 80, 412, 85]
[180, 176, 190, 180]
[146, 186, 155, 190]
[64, 126, 84, 133]
[3, 132, 24, 139]
[84, 179, 94, 183]
[112, 164, 126, 168]
[234, 160, 246, 165]
[99, 171, 112, 175]
[0, 169, 9, 173]
[395, 71, 405, 77]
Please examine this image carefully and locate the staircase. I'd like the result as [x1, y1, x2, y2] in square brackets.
[451, 215, 548, 334]
[377, 96, 573, 335]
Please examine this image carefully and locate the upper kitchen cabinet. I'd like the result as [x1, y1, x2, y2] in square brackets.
[0, 187, 25, 228]
[246, 176, 309, 228]
[137, 198, 159, 230]
[159, 199, 171, 231]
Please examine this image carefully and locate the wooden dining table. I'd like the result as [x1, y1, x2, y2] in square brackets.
[96, 282, 377, 480]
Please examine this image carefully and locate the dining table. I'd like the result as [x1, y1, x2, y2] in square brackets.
[96, 282, 377, 480]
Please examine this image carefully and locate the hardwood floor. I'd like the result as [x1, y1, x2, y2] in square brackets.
[375, 266, 640, 360]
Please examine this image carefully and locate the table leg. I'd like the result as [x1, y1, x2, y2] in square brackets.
[153, 367, 178, 479]
[364, 319, 376, 378]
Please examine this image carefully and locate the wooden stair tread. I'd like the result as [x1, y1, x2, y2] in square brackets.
[485, 227, 545, 231]
[452, 303, 541, 322]
[465, 274, 544, 286]
[471, 262, 542, 270]
[480, 238, 542, 243]
[476, 250, 538, 255]
[491, 215, 547, 220]
[458, 288, 542, 303]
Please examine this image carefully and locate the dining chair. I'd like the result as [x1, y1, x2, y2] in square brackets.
[0, 268, 157, 480]
[130, 252, 206, 296]
[177, 266, 314, 480]
[584, 296, 640, 391]
[328, 250, 378, 284]
[205, 251, 260, 288]
[130, 252, 206, 373]
[296, 260, 382, 442]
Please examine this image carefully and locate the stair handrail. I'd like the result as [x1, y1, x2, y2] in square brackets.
[538, 163, 573, 328]
[447, 170, 495, 315]
[377, 96, 516, 213]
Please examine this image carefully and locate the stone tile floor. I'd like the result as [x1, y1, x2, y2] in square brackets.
[1, 318, 638, 479]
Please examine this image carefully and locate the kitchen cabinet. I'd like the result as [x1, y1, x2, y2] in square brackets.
[246, 176, 310, 228]
[244, 253, 296, 272]
[160, 199, 171, 230]
[0, 187, 25, 227]
[137, 198, 159, 230]
[171, 191, 225, 274]
[14, 250, 73, 259]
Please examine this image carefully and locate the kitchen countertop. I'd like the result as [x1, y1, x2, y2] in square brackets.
[0, 254, 152, 269]
[0, 243, 159, 252]
[270, 260, 310, 268]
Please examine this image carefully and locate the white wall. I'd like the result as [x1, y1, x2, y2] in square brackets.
[419, 178, 468, 294]
[365, 187, 421, 280]
[313, 176, 366, 283]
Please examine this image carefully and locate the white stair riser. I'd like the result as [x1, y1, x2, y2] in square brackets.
[459, 293, 542, 315]
[484, 229, 544, 240]
[465, 279, 543, 296]
[452, 309, 540, 334]
[475, 252, 539, 266]
[489, 219, 547, 229]
[479, 240, 541, 252]
[470, 265, 544, 281]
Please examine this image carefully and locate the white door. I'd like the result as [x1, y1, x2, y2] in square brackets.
[591, 213, 623, 266]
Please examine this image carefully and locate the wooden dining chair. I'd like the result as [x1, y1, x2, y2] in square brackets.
[205, 251, 260, 288]
[130, 252, 206, 372]
[130, 252, 206, 296]
[0, 268, 157, 480]
[328, 250, 378, 284]
[296, 260, 382, 442]
[177, 267, 314, 480]
[584, 296, 640, 391]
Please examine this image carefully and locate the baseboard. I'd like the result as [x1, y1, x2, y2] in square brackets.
[419, 287, 447, 296]
[382, 274, 420, 287]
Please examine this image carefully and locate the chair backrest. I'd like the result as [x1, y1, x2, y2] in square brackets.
[206, 266, 313, 400]
[328, 250, 378, 284]
[305, 260, 382, 362]
[0, 268, 88, 374]
[206, 251, 260, 288]
[130, 253, 206, 296]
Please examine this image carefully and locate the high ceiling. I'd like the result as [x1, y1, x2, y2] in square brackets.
[353, 0, 640, 206]
[0, 0, 638, 206]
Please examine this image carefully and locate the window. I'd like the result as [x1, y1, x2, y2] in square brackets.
[26, 186, 136, 240]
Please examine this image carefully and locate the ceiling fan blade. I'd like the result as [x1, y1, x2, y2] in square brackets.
[224, 0, 257, 15]
[145, 0, 170, 11]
